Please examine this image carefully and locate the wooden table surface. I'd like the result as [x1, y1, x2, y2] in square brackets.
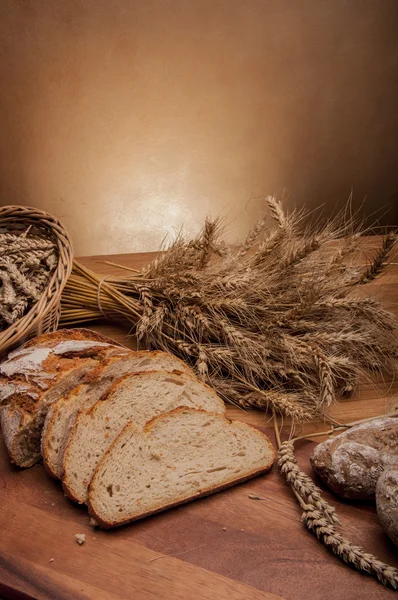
[1, 247, 398, 600]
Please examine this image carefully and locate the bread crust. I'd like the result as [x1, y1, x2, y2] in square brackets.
[0, 329, 125, 411]
[0, 329, 126, 467]
[41, 351, 133, 479]
[62, 371, 227, 502]
[87, 407, 275, 528]
[376, 468, 398, 548]
[310, 417, 398, 499]
[63, 478, 86, 504]
[22, 328, 124, 349]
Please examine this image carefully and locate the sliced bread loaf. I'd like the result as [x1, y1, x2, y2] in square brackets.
[88, 407, 275, 528]
[42, 351, 194, 479]
[0, 328, 123, 408]
[0, 329, 127, 467]
[62, 371, 226, 503]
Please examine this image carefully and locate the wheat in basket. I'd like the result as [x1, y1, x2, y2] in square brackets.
[0, 206, 73, 355]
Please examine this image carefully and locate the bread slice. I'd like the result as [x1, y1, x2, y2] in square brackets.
[0, 329, 127, 467]
[42, 351, 194, 479]
[62, 371, 226, 504]
[88, 407, 275, 528]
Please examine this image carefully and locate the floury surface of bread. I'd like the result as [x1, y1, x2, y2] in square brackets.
[0, 328, 123, 407]
[88, 408, 275, 528]
[310, 417, 398, 499]
[42, 350, 194, 479]
[62, 370, 225, 503]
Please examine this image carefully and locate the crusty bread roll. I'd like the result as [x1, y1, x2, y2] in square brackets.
[310, 417, 398, 499]
[0, 329, 127, 467]
[376, 468, 398, 548]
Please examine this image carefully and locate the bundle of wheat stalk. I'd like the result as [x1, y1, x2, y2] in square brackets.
[61, 197, 398, 422]
[60, 197, 398, 587]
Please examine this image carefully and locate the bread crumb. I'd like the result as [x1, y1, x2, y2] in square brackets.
[49, 558, 54, 563]
[89, 517, 98, 527]
[75, 533, 86, 545]
[222, 527, 227, 531]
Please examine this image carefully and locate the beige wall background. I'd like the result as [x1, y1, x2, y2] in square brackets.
[0, 0, 397, 256]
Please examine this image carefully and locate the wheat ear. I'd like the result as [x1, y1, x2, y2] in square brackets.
[357, 232, 397, 284]
[276, 437, 398, 589]
[277, 441, 340, 524]
[313, 348, 335, 407]
[302, 506, 398, 589]
[266, 195, 288, 228]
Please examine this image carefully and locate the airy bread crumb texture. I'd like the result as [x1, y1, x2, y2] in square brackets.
[88, 408, 274, 528]
[43, 350, 191, 479]
[62, 370, 225, 503]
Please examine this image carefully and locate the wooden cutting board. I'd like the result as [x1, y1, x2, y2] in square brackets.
[1, 249, 397, 600]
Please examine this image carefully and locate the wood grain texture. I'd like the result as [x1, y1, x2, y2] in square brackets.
[0, 487, 281, 600]
[1, 246, 397, 600]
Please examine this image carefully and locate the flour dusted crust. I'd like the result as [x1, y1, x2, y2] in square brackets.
[0, 383, 39, 403]
[0, 328, 124, 406]
[376, 468, 398, 548]
[310, 417, 398, 499]
[0, 329, 128, 467]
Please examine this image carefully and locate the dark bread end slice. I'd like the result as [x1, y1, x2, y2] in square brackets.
[0, 328, 126, 411]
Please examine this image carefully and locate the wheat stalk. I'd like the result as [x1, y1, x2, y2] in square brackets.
[357, 231, 397, 284]
[276, 436, 398, 589]
[302, 506, 398, 589]
[60, 200, 398, 421]
[313, 348, 335, 407]
[277, 441, 340, 524]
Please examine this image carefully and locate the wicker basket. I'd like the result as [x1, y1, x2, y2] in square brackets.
[0, 205, 73, 355]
